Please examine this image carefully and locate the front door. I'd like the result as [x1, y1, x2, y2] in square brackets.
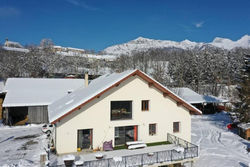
[77, 129, 92, 149]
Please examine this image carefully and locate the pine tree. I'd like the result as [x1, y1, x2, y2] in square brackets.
[237, 54, 250, 122]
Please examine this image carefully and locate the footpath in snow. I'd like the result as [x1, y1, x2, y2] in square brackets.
[192, 112, 250, 167]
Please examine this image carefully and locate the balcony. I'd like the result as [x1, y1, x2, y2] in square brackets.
[54, 133, 198, 167]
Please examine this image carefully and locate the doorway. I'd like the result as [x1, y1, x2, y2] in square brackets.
[115, 126, 137, 146]
[77, 129, 93, 149]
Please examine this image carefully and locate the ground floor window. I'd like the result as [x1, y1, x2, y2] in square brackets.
[173, 122, 180, 133]
[115, 125, 137, 146]
[77, 129, 93, 149]
[149, 123, 157, 135]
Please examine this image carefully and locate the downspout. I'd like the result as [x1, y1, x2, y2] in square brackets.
[54, 123, 57, 154]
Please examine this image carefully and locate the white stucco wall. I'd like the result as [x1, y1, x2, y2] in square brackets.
[55, 76, 191, 154]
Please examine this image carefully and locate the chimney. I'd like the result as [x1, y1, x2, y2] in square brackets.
[85, 72, 89, 87]
[5, 38, 8, 47]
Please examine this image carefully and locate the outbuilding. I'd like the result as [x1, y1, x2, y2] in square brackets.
[2, 78, 84, 125]
[238, 123, 250, 140]
[172, 87, 228, 114]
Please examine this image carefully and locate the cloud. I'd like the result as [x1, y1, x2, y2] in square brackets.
[0, 7, 20, 17]
[65, 0, 98, 11]
[194, 21, 204, 28]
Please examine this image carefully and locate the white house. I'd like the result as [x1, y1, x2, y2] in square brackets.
[49, 69, 201, 158]
[2, 78, 84, 125]
[3, 39, 29, 53]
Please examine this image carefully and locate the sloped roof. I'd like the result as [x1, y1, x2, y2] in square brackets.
[171, 87, 228, 104]
[3, 78, 84, 107]
[5, 41, 23, 48]
[49, 70, 202, 124]
[238, 122, 250, 130]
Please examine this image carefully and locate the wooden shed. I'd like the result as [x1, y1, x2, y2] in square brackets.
[238, 123, 250, 140]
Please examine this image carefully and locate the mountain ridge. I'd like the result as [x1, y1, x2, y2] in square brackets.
[104, 35, 250, 55]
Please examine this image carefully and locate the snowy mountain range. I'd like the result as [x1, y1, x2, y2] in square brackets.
[104, 35, 250, 55]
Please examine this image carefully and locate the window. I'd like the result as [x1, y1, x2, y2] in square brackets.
[111, 101, 132, 120]
[141, 100, 149, 111]
[115, 126, 137, 146]
[173, 122, 180, 133]
[149, 124, 156, 135]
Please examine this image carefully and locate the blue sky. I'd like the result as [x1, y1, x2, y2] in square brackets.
[0, 0, 250, 51]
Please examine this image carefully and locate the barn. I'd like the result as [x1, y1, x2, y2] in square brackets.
[172, 87, 228, 114]
[2, 78, 84, 125]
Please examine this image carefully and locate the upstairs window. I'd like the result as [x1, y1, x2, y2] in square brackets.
[149, 123, 156, 135]
[141, 100, 149, 111]
[111, 101, 132, 120]
[173, 122, 180, 133]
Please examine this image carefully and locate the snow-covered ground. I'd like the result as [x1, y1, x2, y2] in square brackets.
[0, 124, 47, 167]
[192, 112, 250, 167]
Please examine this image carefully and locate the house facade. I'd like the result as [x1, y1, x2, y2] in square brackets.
[49, 70, 201, 154]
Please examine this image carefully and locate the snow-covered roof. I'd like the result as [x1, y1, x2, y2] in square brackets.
[49, 70, 202, 123]
[53, 45, 62, 48]
[53, 45, 85, 52]
[4, 41, 23, 48]
[171, 87, 228, 104]
[238, 122, 250, 130]
[2, 46, 29, 53]
[48, 70, 136, 122]
[3, 78, 84, 107]
[67, 47, 85, 52]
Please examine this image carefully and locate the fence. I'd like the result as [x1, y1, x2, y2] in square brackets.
[82, 133, 198, 167]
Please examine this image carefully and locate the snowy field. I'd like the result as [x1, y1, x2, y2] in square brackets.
[0, 124, 47, 167]
[192, 112, 250, 167]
